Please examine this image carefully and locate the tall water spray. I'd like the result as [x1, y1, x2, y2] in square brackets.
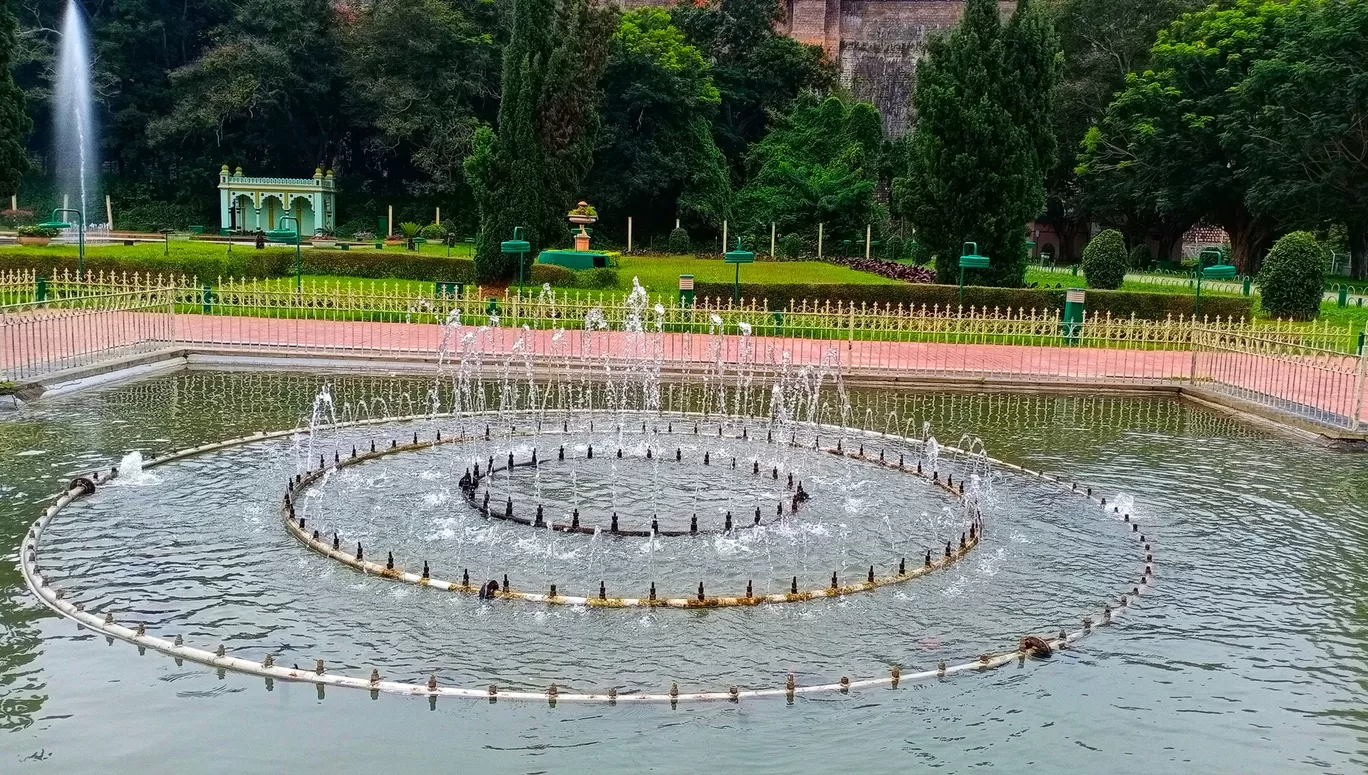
[53, 1, 98, 224]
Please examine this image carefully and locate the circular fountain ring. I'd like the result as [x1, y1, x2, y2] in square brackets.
[280, 423, 982, 607]
[448, 429, 812, 536]
[18, 413, 1158, 704]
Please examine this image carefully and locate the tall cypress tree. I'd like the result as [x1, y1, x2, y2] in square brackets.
[895, 0, 1058, 287]
[466, 0, 615, 284]
[0, 0, 30, 199]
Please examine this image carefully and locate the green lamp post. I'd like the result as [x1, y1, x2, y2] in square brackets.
[500, 227, 531, 296]
[958, 242, 990, 307]
[39, 208, 85, 280]
[724, 238, 755, 303]
[271, 214, 302, 290]
[1195, 247, 1236, 319]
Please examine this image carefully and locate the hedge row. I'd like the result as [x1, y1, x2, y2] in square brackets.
[692, 281, 1254, 320]
[0, 246, 633, 288]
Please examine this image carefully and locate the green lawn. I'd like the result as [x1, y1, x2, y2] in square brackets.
[614, 254, 900, 295]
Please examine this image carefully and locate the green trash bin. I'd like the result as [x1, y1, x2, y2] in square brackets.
[486, 298, 499, 317]
[436, 282, 463, 298]
[1061, 288, 1085, 344]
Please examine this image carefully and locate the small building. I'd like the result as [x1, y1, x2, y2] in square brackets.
[217, 165, 337, 236]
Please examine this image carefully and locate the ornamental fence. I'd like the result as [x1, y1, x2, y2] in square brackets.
[2, 270, 1364, 432]
[3, 268, 1360, 352]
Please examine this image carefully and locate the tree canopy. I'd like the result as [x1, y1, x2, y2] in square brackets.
[733, 94, 884, 245]
[464, 0, 616, 282]
[0, 0, 30, 198]
[586, 8, 729, 238]
[895, 0, 1059, 287]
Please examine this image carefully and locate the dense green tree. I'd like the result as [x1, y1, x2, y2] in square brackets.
[339, 0, 499, 200]
[586, 8, 729, 237]
[150, 0, 347, 172]
[896, 0, 1058, 287]
[465, 0, 616, 282]
[734, 94, 884, 245]
[1044, 0, 1202, 262]
[1240, 0, 1368, 279]
[0, 0, 30, 198]
[669, 0, 831, 178]
[1077, 0, 1298, 274]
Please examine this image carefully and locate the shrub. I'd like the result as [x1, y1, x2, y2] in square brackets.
[667, 227, 690, 254]
[352, 231, 377, 243]
[529, 264, 576, 287]
[690, 280, 1253, 320]
[1081, 229, 1127, 290]
[420, 223, 445, 239]
[823, 255, 936, 283]
[906, 240, 933, 266]
[17, 225, 59, 238]
[1128, 243, 1152, 268]
[577, 267, 619, 289]
[1257, 231, 1326, 320]
[776, 233, 808, 260]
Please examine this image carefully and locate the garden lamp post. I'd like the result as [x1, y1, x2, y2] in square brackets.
[500, 227, 531, 295]
[1195, 247, 1236, 319]
[724, 238, 755, 304]
[958, 242, 990, 307]
[39, 208, 84, 280]
[272, 214, 302, 290]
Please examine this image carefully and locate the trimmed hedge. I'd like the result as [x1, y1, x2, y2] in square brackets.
[0, 245, 476, 283]
[692, 281, 1253, 320]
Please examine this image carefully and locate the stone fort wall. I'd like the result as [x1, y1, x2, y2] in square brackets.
[623, 0, 1017, 135]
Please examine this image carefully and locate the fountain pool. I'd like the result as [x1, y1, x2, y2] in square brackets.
[2, 373, 1366, 771]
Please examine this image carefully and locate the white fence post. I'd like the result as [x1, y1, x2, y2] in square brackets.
[627, 216, 633, 253]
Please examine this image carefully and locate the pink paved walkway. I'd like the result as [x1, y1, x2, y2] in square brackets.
[3, 310, 1363, 428]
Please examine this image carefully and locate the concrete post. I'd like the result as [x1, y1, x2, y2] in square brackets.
[388, 205, 393, 237]
[865, 224, 871, 259]
[10, 194, 16, 210]
[722, 220, 728, 253]
[105, 195, 113, 230]
[818, 223, 824, 259]
[436, 206, 441, 225]
[628, 216, 633, 253]
[770, 222, 776, 258]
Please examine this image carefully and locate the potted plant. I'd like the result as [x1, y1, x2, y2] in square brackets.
[311, 228, 337, 249]
[399, 221, 423, 251]
[16, 225, 58, 246]
[568, 201, 597, 252]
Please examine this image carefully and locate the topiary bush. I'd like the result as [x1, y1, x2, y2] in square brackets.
[667, 227, 690, 254]
[1128, 243, 1152, 268]
[1081, 229, 1128, 290]
[1257, 231, 1326, 320]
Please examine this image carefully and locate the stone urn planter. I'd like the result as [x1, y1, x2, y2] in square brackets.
[17, 235, 51, 246]
[311, 238, 337, 250]
[568, 201, 597, 252]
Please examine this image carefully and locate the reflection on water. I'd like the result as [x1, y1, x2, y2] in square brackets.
[1, 372, 1366, 773]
